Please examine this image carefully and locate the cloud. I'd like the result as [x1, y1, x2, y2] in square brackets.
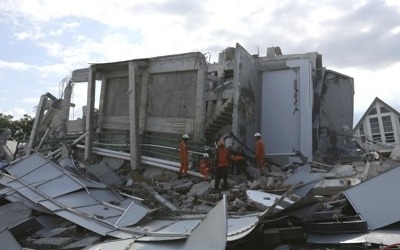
[0, 60, 32, 70]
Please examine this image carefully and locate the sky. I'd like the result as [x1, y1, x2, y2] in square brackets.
[0, 0, 399, 126]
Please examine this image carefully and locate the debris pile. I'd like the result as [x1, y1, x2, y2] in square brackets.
[1, 143, 400, 249]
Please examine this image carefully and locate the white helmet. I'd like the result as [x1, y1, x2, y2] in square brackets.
[203, 153, 209, 158]
[254, 132, 261, 137]
[182, 134, 189, 139]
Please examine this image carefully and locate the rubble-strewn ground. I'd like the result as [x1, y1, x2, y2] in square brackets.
[1, 147, 400, 250]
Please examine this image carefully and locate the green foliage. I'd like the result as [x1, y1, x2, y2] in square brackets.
[0, 113, 34, 141]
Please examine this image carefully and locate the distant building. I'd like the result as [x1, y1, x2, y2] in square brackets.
[353, 97, 400, 151]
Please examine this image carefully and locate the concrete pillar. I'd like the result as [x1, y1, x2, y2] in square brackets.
[84, 65, 96, 162]
[138, 68, 149, 134]
[26, 95, 47, 155]
[193, 57, 207, 142]
[128, 61, 138, 170]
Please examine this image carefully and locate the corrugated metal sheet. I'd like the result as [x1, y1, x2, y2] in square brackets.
[0, 153, 150, 238]
[344, 166, 400, 230]
[0, 153, 261, 242]
[84, 195, 228, 250]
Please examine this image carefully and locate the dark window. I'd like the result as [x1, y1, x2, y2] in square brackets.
[372, 134, 382, 142]
[369, 117, 380, 134]
[369, 117, 381, 142]
[382, 116, 395, 143]
[380, 106, 390, 113]
[369, 108, 377, 115]
[386, 133, 395, 143]
[382, 116, 393, 132]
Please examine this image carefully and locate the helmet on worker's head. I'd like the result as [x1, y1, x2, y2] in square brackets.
[203, 153, 209, 158]
[218, 140, 225, 146]
[254, 132, 261, 137]
[182, 134, 189, 139]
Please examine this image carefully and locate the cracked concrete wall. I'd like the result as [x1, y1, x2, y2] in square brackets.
[317, 70, 354, 157]
[233, 44, 259, 148]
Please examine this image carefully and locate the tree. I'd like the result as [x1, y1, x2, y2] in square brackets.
[0, 113, 34, 141]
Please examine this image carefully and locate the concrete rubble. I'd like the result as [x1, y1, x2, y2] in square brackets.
[1, 44, 400, 249]
[2, 147, 400, 249]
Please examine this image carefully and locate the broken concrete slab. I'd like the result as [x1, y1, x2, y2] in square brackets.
[31, 237, 75, 249]
[102, 156, 125, 170]
[187, 181, 211, 197]
[62, 236, 101, 249]
[85, 160, 124, 186]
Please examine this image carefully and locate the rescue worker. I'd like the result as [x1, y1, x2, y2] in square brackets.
[231, 146, 247, 176]
[214, 140, 231, 191]
[199, 153, 212, 180]
[254, 132, 266, 174]
[177, 134, 189, 178]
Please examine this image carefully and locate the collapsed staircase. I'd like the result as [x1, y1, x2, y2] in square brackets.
[205, 98, 233, 143]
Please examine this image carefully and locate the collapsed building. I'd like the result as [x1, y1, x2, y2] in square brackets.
[28, 43, 355, 168]
[3, 44, 400, 249]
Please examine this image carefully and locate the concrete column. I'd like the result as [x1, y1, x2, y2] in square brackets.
[84, 65, 96, 162]
[128, 61, 138, 170]
[193, 56, 207, 142]
[26, 95, 47, 155]
[138, 68, 149, 134]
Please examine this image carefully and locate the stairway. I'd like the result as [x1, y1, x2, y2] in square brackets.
[205, 98, 233, 143]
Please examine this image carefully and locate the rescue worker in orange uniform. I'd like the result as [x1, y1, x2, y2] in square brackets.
[199, 153, 212, 180]
[177, 134, 189, 178]
[214, 140, 231, 191]
[254, 132, 266, 173]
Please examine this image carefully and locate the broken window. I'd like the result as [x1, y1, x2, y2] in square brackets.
[382, 116, 395, 143]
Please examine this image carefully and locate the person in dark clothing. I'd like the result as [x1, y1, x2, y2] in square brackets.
[214, 140, 231, 191]
[231, 147, 248, 176]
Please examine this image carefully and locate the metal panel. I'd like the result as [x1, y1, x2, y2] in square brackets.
[114, 202, 152, 227]
[1, 153, 150, 239]
[344, 166, 400, 230]
[0, 229, 23, 250]
[51, 192, 99, 207]
[17, 163, 62, 184]
[77, 178, 108, 188]
[183, 195, 227, 250]
[87, 189, 124, 203]
[7, 153, 47, 177]
[36, 174, 83, 198]
[261, 59, 313, 160]
[308, 229, 400, 245]
[56, 210, 113, 236]
[283, 165, 321, 197]
[226, 215, 260, 241]
[155, 220, 201, 234]
[75, 204, 121, 219]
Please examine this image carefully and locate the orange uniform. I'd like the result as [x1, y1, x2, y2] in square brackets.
[178, 139, 189, 177]
[255, 138, 265, 170]
[199, 158, 212, 180]
[214, 141, 231, 190]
